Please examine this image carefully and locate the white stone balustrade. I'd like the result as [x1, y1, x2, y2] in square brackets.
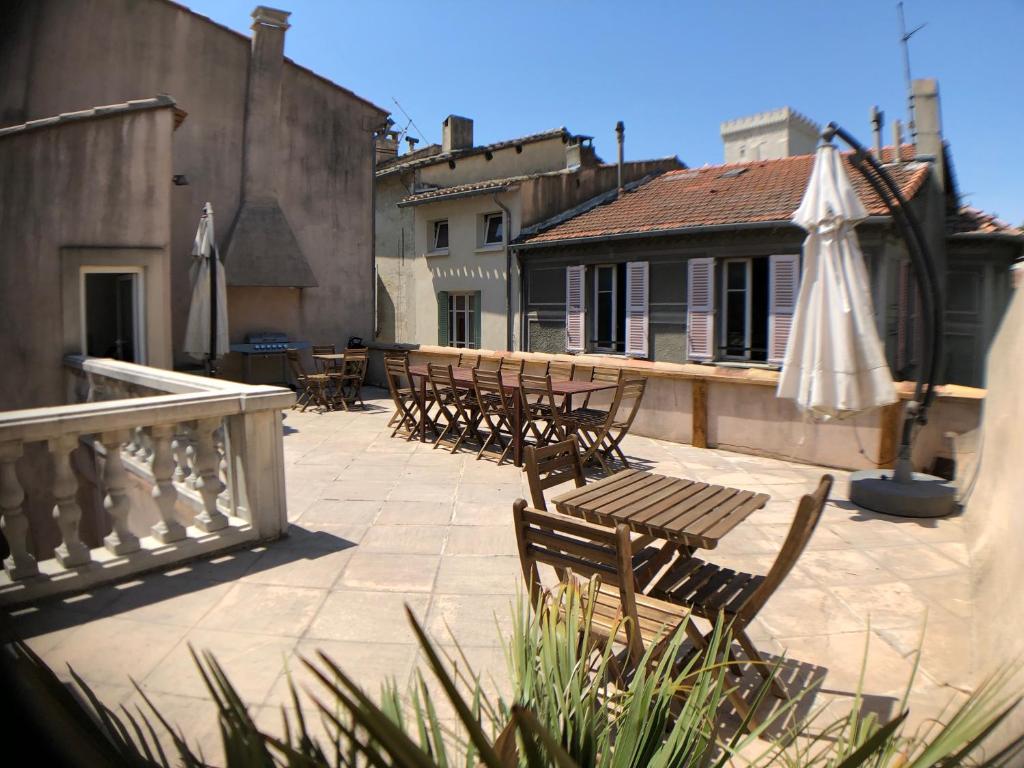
[0, 355, 295, 604]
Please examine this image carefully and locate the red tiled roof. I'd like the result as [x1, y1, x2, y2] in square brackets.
[521, 146, 931, 245]
[947, 206, 1023, 237]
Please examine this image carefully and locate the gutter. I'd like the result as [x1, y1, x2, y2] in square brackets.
[514, 215, 895, 252]
[398, 183, 516, 207]
[492, 192, 514, 351]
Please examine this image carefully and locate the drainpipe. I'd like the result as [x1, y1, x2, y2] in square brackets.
[493, 192, 514, 351]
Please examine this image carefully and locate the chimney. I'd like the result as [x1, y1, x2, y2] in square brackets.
[615, 121, 624, 194]
[912, 78, 944, 191]
[442, 115, 473, 152]
[375, 129, 400, 164]
[892, 119, 903, 161]
[564, 136, 595, 169]
[223, 6, 317, 288]
[871, 106, 884, 160]
[406, 136, 419, 154]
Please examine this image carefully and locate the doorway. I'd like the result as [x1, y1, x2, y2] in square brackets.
[82, 269, 144, 362]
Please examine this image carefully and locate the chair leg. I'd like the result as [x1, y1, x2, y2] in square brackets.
[736, 629, 788, 699]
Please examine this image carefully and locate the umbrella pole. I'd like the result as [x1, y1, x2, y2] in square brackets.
[821, 123, 956, 518]
[208, 245, 218, 378]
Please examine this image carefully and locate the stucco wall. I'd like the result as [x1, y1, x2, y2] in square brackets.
[965, 287, 1024, 750]
[0, 107, 175, 411]
[417, 135, 569, 188]
[2, 0, 384, 381]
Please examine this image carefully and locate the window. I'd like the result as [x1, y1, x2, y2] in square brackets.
[592, 264, 627, 352]
[448, 292, 477, 348]
[720, 257, 769, 361]
[81, 268, 144, 363]
[431, 219, 449, 252]
[483, 212, 503, 246]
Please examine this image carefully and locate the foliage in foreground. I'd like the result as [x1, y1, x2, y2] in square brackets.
[4, 583, 1023, 767]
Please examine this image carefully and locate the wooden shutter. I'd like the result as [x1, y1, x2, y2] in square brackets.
[437, 291, 449, 346]
[565, 266, 585, 353]
[686, 258, 714, 361]
[768, 254, 800, 365]
[624, 261, 649, 357]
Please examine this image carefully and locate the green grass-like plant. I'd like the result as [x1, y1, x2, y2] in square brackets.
[4, 581, 1021, 766]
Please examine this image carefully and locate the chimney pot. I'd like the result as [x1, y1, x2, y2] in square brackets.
[911, 78, 944, 191]
[442, 115, 473, 153]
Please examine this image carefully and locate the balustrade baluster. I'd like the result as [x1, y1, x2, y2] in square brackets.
[215, 425, 231, 507]
[172, 429, 191, 483]
[185, 426, 199, 489]
[193, 418, 228, 532]
[49, 434, 91, 568]
[101, 431, 140, 555]
[150, 425, 185, 543]
[0, 441, 37, 579]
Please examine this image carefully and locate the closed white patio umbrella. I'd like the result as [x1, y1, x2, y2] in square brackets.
[776, 143, 897, 420]
[183, 202, 229, 368]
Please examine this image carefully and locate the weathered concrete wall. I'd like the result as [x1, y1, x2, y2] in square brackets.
[417, 135, 569, 188]
[966, 287, 1024, 750]
[2, 0, 385, 382]
[0, 107, 175, 410]
[375, 176, 415, 344]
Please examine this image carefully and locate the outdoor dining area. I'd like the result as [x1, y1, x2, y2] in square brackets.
[382, 351, 645, 472]
[288, 345, 370, 412]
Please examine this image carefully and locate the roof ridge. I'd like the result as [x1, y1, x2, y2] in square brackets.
[0, 96, 178, 139]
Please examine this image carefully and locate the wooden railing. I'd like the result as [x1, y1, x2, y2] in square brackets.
[0, 356, 295, 605]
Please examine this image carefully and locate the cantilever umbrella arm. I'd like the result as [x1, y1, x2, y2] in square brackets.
[821, 122, 942, 444]
[822, 123, 957, 517]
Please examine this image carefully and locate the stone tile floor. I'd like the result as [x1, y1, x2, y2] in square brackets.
[4, 388, 975, 762]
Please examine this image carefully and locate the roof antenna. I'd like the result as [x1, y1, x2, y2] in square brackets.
[391, 97, 429, 148]
[897, 1, 926, 142]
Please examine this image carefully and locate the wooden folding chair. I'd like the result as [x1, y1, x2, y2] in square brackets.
[578, 365, 623, 411]
[384, 351, 408, 427]
[513, 499, 691, 670]
[523, 438, 586, 510]
[499, 357, 525, 377]
[310, 344, 337, 374]
[646, 475, 834, 699]
[335, 348, 368, 411]
[477, 355, 503, 372]
[384, 355, 430, 439]
[547, 360, 575, 382]
[427, 362, 482, 453]
[471, 368, 516, 464]
[519, 373, 570, 448]
[286, 349, 332, 412]
[569, 377, 648, 475]
[457, 352, 481, 369]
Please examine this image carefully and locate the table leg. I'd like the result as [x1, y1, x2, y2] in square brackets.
[419, 375, 428, 443]
[513, 394, 523, 467]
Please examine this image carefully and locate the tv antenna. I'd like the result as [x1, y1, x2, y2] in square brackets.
[391, 97, 428, 148]
[898, 1, 926, 141]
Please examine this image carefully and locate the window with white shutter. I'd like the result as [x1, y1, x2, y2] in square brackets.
[768, 254, 800, 365]
[687, 258, 715, 361]
[565, 265, 585, 353]
[624, 261, 649, 357]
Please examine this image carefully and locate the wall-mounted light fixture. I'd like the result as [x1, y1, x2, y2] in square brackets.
[172, 174, 190, 186]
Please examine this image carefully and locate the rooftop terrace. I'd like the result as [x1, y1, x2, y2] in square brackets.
[3, 387, 976, 762]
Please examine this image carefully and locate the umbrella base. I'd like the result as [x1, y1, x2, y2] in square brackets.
[848, 469, 958, 518]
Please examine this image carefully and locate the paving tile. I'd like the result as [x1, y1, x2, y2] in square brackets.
[444, 525, 517, 556]
[427, 594, 516, 646]
[757, 586, 866, 637]
[434, 555, 521, 595]
[828, 581, 939, 631]
[295, 499, 382, 526]
[865, 543, 965, 581]
[790, 549, 894, 586]
[120, 689, 224, 765]
[97, 572, 233, 628]
[198, 583, 326, 637]
[336, 552, 440, 592]
[320, 480, 397, 501]
[452, 501, 513, 526]
[359, 525, 448, 554]
[376, 500, 453, 525]
[306, 590, 430, 644]
[389, 482, 457, 503]
[242, 546, 356, 589]
[141, 628, 296, 701]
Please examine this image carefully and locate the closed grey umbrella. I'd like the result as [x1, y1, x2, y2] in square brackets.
[184, 202, 229, 365]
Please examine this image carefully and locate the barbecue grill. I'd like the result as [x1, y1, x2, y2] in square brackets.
[230, 332, 309, 384]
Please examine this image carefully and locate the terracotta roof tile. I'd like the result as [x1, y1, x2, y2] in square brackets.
[947, 206, 1023, 237]
[521, 146, 931, 245]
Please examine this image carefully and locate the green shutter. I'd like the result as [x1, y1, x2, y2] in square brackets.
[473, 291, 482, 349]
[437, 291, 449, 346]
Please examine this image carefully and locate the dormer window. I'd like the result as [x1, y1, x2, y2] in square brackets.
[432, 219, 449, 252]
[483, 213, 503, 245]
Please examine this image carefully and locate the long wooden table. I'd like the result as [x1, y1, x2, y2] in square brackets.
[552, 469, 770, 550]
[407, 364, 616, 467]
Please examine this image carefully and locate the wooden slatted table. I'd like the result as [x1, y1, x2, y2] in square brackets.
[552, 469, 770, 550]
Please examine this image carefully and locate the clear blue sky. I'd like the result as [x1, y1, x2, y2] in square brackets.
[187, 0, 1023, 225]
